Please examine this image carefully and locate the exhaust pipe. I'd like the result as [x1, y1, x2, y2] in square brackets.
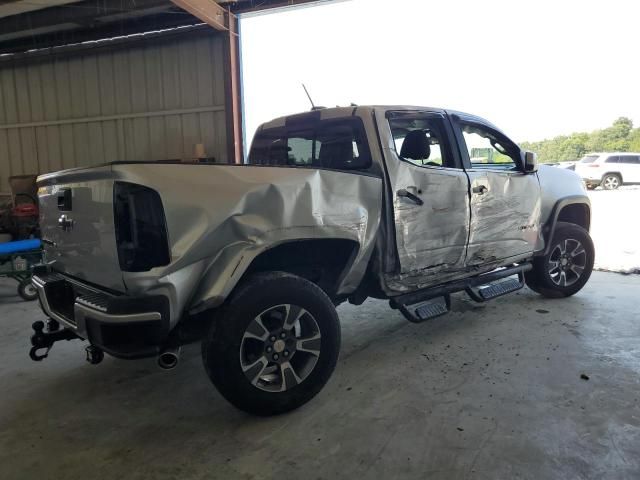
[157, 346, 181, 370]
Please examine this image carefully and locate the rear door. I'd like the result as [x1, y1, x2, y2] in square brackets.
[376, 109, 471, 289]
[38, 166, 125, 292]
[450, 114, 541, 266]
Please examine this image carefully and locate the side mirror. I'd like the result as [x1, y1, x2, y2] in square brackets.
[523, 151, 538, 173]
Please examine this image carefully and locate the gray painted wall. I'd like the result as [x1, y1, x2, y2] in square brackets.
[0, 31, 228, 193]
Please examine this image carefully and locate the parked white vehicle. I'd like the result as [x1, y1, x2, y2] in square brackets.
[576, 153, 640, 190]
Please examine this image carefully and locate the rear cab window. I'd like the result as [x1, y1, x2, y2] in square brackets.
[248, 117, 373, 172]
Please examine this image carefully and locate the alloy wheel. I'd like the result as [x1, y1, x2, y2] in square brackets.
[240, 304, 321, 393]
[603, 176, 620, 189]
[548, 238, 587, 287]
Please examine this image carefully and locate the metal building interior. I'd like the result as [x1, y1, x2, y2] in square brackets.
[0, 0, 326, 193]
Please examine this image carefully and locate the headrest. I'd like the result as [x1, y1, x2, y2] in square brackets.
[400, 130, 431, 160]
[319, 140, 354, 168]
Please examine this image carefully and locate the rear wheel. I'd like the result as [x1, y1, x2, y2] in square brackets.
[18, 278, 38, 301]
[202, 272, 341, 416]
[525, 222, 594, 298]
[602, 174, 621, 190]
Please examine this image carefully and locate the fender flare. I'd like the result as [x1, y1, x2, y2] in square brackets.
[538, 195, 591, 256]
[187, 236, 368, 315]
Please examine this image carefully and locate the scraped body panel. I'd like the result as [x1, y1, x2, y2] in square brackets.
[113, 164, 383, 321]
[466, 170, 541, 265]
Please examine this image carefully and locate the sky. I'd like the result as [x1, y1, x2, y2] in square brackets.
[239, 0, 640, 149]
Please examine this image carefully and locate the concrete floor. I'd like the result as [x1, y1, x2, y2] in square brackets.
[0, 272, 639, 480]
[589, 186, 640, 273]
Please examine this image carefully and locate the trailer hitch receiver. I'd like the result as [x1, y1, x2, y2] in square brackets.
[29, 320, 79, 361]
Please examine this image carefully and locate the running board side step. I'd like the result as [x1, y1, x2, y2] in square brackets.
[390, 263, 532, 323]
[396, 295, 451, 324]
[465, 273, 525, 302]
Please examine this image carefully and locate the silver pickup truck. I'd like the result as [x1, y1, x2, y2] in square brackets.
[30, 106, 593, 415]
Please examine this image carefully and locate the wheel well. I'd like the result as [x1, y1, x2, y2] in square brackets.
[557, 203, 590, 231]
[602, 171, 622, 181]
[244, 239, 360, 298]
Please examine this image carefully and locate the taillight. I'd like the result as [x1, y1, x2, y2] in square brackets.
[114, 182, 170, 272]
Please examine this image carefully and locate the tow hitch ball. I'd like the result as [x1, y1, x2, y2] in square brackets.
[29, 320, 79, 362]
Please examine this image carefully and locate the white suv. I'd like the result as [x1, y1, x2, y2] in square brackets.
[576, 153, 640, 190]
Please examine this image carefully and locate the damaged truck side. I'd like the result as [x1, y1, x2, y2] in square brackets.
[31, 106, 593, 415]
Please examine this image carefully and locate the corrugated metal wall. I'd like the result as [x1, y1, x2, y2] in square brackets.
[0, 30, 228, 193]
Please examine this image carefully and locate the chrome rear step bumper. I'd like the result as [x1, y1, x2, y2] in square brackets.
[32, 271, 169, 359]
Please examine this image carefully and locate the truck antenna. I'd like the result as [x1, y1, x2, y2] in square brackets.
[302, 84, 325, 111]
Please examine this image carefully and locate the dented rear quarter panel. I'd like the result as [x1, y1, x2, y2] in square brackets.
[113, 164, 382, 323]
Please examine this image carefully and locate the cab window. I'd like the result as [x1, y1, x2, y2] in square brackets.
[461, 123, 519, 169]
[389, 116, 454, 168]
[624, 156, 640, 164]
[248, 119, 371, 171]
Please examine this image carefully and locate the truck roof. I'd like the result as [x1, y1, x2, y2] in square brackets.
[257, 105, 500, 134]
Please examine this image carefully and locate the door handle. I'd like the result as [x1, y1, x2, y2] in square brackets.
[472, 185, 488, 195]
[397, 189, 424, 206]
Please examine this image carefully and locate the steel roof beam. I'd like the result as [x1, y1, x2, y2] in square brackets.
[170, 0, 229, 30]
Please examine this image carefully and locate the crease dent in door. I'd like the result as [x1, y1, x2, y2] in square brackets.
[388, 170, 470, 292]
[467, 173, 541, 265]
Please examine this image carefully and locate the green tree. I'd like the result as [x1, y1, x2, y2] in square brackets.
[629, 128, 640, 151]
[521, 117, 636, 163]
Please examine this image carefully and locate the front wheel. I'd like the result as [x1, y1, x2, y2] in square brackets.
[525, 222, 594, 298]
[202, 272, 341, 416]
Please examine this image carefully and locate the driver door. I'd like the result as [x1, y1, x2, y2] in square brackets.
[450, 114, 541, 266]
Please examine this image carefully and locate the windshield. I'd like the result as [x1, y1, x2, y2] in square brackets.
[580, 155, 600, 164]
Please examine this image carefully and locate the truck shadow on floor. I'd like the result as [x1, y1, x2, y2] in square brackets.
[1, 298, 468, 430]
[0, 290, 589, 466]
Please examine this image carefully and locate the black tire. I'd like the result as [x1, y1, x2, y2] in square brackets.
[18, 278, 38, 301]
[602, 173, 621, 190]
[202, 272, 341, 416]
[525, 222, 594, 298]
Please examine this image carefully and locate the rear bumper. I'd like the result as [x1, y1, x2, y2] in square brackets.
[33, 270, 170, 359]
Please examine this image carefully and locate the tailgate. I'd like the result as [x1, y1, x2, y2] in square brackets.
[38, 166, 125, 292]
